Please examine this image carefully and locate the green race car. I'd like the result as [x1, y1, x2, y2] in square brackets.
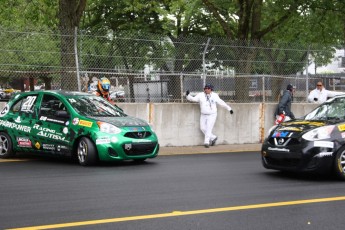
[0, 90, 159, 166]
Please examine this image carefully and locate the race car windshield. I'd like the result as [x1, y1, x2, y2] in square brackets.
[67, 96, 125, 117]
[304, 98, 345, 121]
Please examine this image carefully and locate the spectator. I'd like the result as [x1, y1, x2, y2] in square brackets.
[274, 84, 295, 124]
[186, 83, 234, 148]
[307, 81, 345, 104]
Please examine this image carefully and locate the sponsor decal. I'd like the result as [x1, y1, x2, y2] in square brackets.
[42, 144, 55, 150]
[33, 124, 56, 133]
[338, 124, 345, 132]
[33, 124, 67, 142]
[69, 98, 77, 103]
[40, 116, 65, 124]
[72, 118, 79, 125]
[21, 96, 36, 112]
[342, 132, 345, 139]
[14, 116, 21, 123]
[0, 120, 31, 132]
[316, 152, 333, 157]
[57, 145, 69, 151]
[314, 141, 334, 148]
[37, 131, 67, 142]
[96, 137, 111, 145]
[267, 147, 290, 152]
[79, 120, 93, 127]
[272, 131, 291, 138]
[111, 137, 118, 143]
[17, 137, 32, 148]
[63, 127, 68, 134]
[35, 142, 41, 149]
[0, 105, 9, 117]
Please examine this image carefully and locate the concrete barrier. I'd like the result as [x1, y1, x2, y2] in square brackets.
[0, 101, 319, 147]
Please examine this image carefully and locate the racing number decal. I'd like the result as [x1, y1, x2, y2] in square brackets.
[0, 105, 9, 117]
[21, 96, 37, 112]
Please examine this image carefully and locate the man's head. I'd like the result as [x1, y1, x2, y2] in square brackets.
[316, 81, 323, 90]
[286, 84, 294, 92]
[204, 83, 214, 92]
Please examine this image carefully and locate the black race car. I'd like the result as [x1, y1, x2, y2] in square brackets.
[261, 95, 345, 180]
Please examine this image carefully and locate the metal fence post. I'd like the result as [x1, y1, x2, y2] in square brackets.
[262, 75, 265, 103]
[180, 73, 184, 103]
[305, 46, 310, 100]
[74, 27, 81, 91]
[202, 38, 211, 86]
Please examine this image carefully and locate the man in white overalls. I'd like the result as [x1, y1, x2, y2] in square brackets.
[186, 84, 234, 148]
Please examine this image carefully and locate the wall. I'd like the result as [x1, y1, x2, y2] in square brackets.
[0, 102, 318, 147]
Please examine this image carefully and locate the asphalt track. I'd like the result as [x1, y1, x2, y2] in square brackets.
[1, 147, 345, 230]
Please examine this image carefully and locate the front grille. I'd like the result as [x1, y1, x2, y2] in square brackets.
[267, 137, 301, 146]
[265, 156, 300, 168]
[122, 142, 157, 156]
[124, 131, 152, 139]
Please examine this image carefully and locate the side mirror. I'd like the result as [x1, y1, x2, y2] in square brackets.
[55, 110, 70, 119]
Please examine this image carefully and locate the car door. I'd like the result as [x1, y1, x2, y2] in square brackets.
[33, 94, 72, 155]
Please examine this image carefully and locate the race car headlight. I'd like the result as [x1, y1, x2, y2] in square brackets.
[302, 125, 335, 141]
[97, 121, 121, 134]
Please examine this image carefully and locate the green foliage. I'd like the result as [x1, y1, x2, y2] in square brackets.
[0, 0, 344, 78]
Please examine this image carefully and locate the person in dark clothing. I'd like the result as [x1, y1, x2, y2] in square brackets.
[274, 84, 295, 124]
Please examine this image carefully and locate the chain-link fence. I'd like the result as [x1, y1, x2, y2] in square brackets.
[0, 28, 344, 102]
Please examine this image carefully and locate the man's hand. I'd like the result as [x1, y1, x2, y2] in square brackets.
[314, 98, 318, 101]
[186, 90, 190, 96]
[230, 110, 234, 114]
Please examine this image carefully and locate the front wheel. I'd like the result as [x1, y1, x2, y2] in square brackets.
[334, 147, 345, 180]
[0, 132, 14, 158]
[77, 137, 98, 166]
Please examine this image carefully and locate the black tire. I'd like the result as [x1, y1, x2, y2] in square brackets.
[0, 132, 14, 158]
[77, 137, 98, 166]
[334, 146, 345, 180]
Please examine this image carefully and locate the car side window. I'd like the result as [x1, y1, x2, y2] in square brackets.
[40, 95, 67, 117]
[11, 95, 37, 114]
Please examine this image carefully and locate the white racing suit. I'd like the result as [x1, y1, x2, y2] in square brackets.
[187, 92, 232, 145]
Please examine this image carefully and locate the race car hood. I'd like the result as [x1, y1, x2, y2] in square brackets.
[275, 120, 327, 134]
[91, 116, 149, 127]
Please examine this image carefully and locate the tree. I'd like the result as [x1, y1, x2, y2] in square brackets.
[198, 0, 345, 101]
[58, 0, 87, 90]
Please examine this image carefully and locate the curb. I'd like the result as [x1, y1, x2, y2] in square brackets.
[159, 144, 262, 156]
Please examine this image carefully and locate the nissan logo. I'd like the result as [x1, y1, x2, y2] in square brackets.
[125, 144, 132, 150]
[278, 138, 285, 145]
